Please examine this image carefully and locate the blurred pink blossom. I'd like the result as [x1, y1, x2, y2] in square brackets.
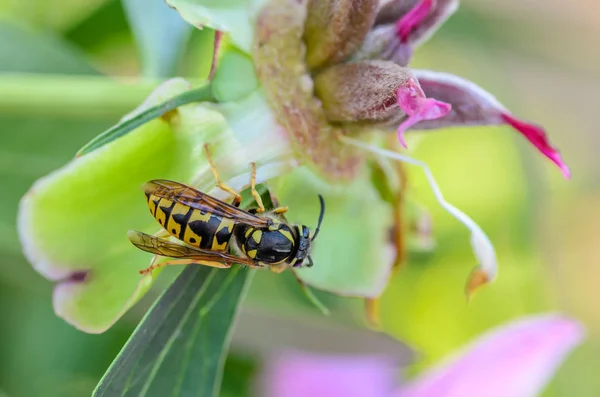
[260, 314, 584, 397]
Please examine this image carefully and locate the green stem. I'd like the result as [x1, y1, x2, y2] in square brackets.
[0, 74, 160, 119]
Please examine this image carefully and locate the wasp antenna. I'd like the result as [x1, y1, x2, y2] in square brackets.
[311, 194, 326, 241]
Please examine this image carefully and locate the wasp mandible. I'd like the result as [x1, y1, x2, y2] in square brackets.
[128, 145, 325, 275]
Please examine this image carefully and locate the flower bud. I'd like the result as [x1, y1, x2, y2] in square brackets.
[304, 0, 379, 68]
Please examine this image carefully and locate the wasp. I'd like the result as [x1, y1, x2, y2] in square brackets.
[128, 146, 325, 275]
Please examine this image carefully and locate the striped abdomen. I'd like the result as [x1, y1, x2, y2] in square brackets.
[146, 193, 235, 251]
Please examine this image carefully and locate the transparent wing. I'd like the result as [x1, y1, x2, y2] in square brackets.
[127, 230, 257, 266]
[143, 179, 269, 228]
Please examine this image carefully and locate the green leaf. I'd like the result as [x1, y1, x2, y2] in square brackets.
[165, 0, 257, 53]
[76, 84, 216, 156]
[93, 265, 253, 397]
[122, 0, 193, 78]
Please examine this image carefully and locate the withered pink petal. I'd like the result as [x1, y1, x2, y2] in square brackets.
[397, 78, 452, 147]
[410, 70, 570, 178]
[359, 0, 457, 66]
[401, 0, 458, 47]
[260, 351, 398, 397]
[501, 113, 570, 179]
[396, 0, 434, 43]
[395, 314, 585, 397]
[375, 0, 425, 25]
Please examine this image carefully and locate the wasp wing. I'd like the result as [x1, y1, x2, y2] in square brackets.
[128, 230, 258, 266]
[143, 179, 269, 228]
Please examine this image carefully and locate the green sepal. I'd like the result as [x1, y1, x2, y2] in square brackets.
[18, 78, 234, 333]
[211, 46, 258, 102]
[270, 167, 396, 297]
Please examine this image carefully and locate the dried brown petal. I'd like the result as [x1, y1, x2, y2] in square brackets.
[304, 0, 379, 69]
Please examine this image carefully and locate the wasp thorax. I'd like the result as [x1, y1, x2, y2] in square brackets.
[236, 222, 299, 265]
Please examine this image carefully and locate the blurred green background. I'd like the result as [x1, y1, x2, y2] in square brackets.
[0, 0, 597, 396]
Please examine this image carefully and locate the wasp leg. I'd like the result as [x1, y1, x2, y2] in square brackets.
[139, 258, 231, 276]
[268, 192, 289, 217]
[250, 162, 266, 213]
[143, 230, 173, 270]
[269, 263, 288, 274]
[273, 206, 288, 214]
[204, 144, 242, 206]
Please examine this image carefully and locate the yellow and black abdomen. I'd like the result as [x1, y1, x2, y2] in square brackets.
[146, 193, 236, 251]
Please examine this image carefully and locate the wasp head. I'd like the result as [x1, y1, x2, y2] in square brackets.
[292, 195, 325, 268]
[292, 225, 313, 267]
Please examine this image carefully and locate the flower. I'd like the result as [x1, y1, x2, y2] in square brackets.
[18, 0, 568, 332]
[259, 314, 585, 397]
[168, 0, 569, 293]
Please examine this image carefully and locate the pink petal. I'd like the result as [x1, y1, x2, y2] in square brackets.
[396, 0, 434, 43]
[501, 114, 571, 179]
[410, 70, 570, 178]
[396, 77, 452, 147]
[360, 0, 458, 66]
[260, 351, 398, 397]
[396, 314, 585, 397]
